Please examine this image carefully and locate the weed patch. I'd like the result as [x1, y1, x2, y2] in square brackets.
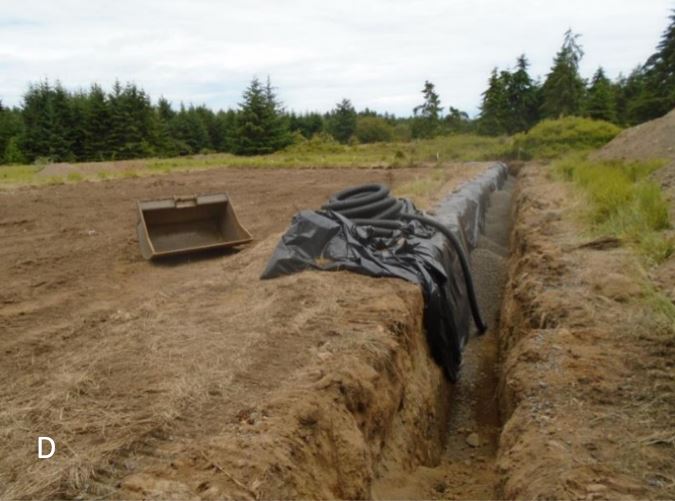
[553, 154, 672, 263]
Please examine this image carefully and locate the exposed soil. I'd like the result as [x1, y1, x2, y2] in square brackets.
[593, 108, 675, 167]
[496, 164, 675, 499]
[6, 157, 671, 501]
[0, 163, 486, 499]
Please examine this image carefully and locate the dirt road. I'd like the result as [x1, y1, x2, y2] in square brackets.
[0, 164, 484, 498]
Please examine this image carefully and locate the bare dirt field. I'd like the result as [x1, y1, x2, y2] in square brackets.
[3, 157, 673, 500]
[0, 164, 486, 498]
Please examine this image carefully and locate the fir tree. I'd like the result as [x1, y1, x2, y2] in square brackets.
[214, 109, 237, 152]
[412, 80, 442, 138]
[0, 105, 24, 164]
[154, 97, 177, 156]
[584, 67, 617, 122]
[4, 136, 25, 164]
[21, 81, 65, 161]
[505, 55, 540, 132]
[234, 77, 291, 155]
[67, 91, 88, 161]
[170, 104, 210, 155]
[83, 84, 111, 160]
[328, 99, 357, 143]
[541, 30, 586, 118]
[479, 68, 510, 135]
[629, 10, 675, 121]
[289, 112, 324, 139]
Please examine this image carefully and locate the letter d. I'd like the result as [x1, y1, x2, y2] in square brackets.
[38, 436, 55, 459]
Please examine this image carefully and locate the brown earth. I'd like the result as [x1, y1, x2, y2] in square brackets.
[0, 163, 486, 499]
[593, 108, 675, 165]
[496, 164, 675, 500]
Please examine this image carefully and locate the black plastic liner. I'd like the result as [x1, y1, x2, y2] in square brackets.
[261, 162, 508, 381]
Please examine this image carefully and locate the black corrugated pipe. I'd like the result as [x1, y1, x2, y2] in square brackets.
[323, 184, 488, 334]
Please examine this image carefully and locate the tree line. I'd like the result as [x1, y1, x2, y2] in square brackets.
[0, 10, 672, 165]
[478, 12, 674, 136]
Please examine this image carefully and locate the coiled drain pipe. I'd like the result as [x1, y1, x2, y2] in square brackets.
[323, 184, 488, 334]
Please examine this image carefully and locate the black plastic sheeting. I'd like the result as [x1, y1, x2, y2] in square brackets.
[261, 162, 508, 381]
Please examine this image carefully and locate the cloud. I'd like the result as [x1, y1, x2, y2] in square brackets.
[0, 0, 671, 115]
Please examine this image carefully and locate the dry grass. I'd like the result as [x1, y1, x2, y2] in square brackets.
[393, 162, 482, 209]
[0, 134, 508, 189]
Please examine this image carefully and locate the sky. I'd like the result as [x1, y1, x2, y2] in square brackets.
[0, 0, 672, 117]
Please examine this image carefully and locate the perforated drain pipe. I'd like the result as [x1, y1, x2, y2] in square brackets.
[322, 162, 508, 334]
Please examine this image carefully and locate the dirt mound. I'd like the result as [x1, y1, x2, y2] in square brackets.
[594, 108, 675, 165]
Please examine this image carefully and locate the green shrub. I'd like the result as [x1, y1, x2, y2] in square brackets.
[513, 116, 621, 159]
[3, 137, 26, 164]
[284, 132, 344, 154]
[392, 123, 412, 142]
[355, 117, 394, 144]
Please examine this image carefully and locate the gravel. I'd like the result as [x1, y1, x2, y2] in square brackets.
[470, 176, 515, 330]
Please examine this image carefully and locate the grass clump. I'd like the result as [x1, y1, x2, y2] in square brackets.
[553, 154, 672, 262]
[394, 168, 450, 208]
[513, 117, 621, 160]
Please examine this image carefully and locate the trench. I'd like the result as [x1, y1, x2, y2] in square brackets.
[373, 174, 516, 500]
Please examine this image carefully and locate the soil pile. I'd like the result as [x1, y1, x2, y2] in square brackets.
[594, 108, 675, 165]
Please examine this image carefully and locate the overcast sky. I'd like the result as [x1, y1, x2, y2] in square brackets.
[1, 0, 672, 116]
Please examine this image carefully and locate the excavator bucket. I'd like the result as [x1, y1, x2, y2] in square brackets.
[136, 193, 252, 260]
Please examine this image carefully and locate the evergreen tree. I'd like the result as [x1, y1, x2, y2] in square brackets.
[67, 91, 88, 161]
[584, 67, 617, 122]
[289, 112, 324, 139]
[328, 99, 357, 143]
[107, 82, 156, 159]
[629, 10, 675, 121]
[153, 97, 176, 156]
[21, 80, 71, 161]
[83, 84, 111, 160]
[4, 136, 25, 164]
[478, 68, 510, 135]
[170, 104, 210, 155]
[214, 109, 237, 152]
[0, 104, 24, 164]
[412, 80, 442, 138]
[194, 105, 218, 151]
[541, 30, 586, 118]
[49, 82, 74, 161]
[505, 55, 540, 132]
[234, 77, 290, 155]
